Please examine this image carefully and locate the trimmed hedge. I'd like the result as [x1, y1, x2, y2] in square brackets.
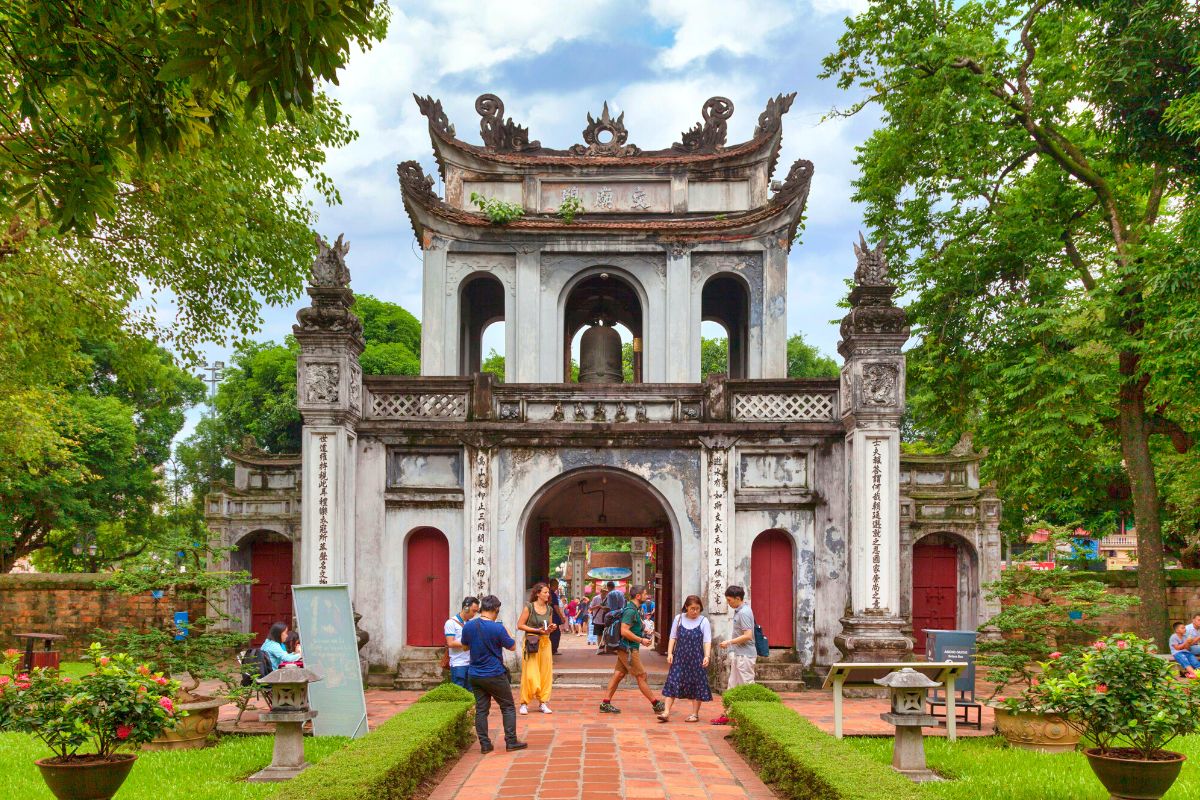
[415, 682, 475, 704]
[271, 693, 473, 800]
[727, 701, 923, 800]
[721, 682, 783, 708]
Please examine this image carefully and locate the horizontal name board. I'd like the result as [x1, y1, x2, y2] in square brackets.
[539, 181, 671, 214]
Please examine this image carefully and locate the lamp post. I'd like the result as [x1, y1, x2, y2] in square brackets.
[249, 666, 323, 782]
[875, 667, 942, 782]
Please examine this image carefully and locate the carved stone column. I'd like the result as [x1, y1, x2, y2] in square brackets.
[294, 235, 365, 587]
[465, 444, 493, 598]
[835, 235, 912, 662]
[701, 435, 737, 615]
[630, 537, 648, 588]
[568, 537, 587, 599]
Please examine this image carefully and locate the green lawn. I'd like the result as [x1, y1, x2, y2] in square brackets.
[844, 735, 1200, 799]
[0, 733, 348, 800]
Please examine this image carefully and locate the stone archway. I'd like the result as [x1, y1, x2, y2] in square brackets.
[518, 467, 680, 655]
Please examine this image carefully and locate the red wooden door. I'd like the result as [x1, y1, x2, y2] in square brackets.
[406, 528, 450, 646]
[750, 530, 794, 648]
[250, 540, 294, 646]
[912, 543, 958, 653]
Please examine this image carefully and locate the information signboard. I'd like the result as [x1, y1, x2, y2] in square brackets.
[292, 584, 368, 738]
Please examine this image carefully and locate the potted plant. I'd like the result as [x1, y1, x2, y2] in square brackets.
[1033, 634, 1200, 799]
[97, 539, 254, 749]
[0, 645, 180, 800]
[977, 525, 1137, 752]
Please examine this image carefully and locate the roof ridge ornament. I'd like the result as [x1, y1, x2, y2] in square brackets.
[753, 92, 797, 139]
[311, 233, 351, 288]
[852, 232, 891, 287]
[476, 94, 540, 153]
[673, 96, 734, 154]
[413, 94, 455, 139]
[569, 102, 641, 157]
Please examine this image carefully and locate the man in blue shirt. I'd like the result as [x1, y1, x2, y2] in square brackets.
[461, 594, 526, 753]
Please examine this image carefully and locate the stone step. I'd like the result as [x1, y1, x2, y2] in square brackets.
[757, 679, 808, 693]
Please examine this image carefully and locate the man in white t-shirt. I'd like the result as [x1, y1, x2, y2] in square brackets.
[445, 596, 481, 688]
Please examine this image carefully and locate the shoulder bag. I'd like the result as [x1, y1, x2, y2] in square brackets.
[524, 604, 541, 657]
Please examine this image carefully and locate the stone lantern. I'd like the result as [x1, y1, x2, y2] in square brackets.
[874, 667, 942, 782]
[249, 666, 323, 782]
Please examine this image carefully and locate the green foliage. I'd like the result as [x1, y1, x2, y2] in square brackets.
[557, 195, 585, 224]
[721, 683, 782, 707]
[0, 1, 387, 234]
[1033, 634, 1200, 757]
[977, 527, 1138, 709]
[415, 682, 475, 704]
[272, 692, 473, 800]
[481, 349, 506, 383]
[0, 646, 179, 760]
[97, 540, 253, 695]
[728, 701, 922, 800]
[822, 0, 1200, 644]
[701, 337, 728, 379]
[469, 192, 525, 225]
[0, 731, 347, 800]
[0, 333, 205, 572]
[786, 334, 839, 378]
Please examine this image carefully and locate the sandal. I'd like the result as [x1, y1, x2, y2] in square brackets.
[657, 713, 670, 723]
[685, 714, 699, 723]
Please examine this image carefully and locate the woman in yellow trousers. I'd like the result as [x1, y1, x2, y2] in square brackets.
[517, 582, 556, 714]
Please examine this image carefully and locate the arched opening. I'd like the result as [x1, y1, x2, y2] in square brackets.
[406, 527, 450, 647]
[460, 273, 505, 376]
[700, 319, 730, 379]
[562, 271, 643, 383]
[480, 319, 506, 382]
[911, 532, 979, 652]
[750, 529, 794, 648]
[232, 529, 294, 646]
[520, 468, 676, 656]
[701, 273, 750, 379]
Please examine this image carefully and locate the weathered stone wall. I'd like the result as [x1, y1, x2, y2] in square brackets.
[0, 574, 205, 660]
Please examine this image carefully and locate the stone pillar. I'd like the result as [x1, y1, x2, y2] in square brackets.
[420, 234, 449, 375]
[568, 538, 587, 599]
[294, 235, 365, 588]
[701, 435, 736, 616]
[465, 444, 493, 599]
[630, 537, 648, 588]
[835, 235, 912, 662]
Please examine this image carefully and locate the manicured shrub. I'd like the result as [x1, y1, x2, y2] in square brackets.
[415, 682, 475, 704]
[728, 702, 922, 800]
[273, 690, 472, 800]
[721, 682, 782, 708]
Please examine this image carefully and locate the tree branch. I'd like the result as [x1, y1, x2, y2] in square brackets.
[1061, 231, 1097, 291]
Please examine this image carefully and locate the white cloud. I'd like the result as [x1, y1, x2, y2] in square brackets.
[648, 0, 796, 70]
[809, 0, 870, 16]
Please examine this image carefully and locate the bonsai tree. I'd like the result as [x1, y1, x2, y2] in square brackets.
[97, 538, 254, 701]
[0, 645, 180, 758]
[1033, 634, 1200, 759]
[978, 524, 1138, 709]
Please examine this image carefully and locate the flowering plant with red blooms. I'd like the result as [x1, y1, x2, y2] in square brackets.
[0, 644, 182, 762]
[1032, 634, 1200, 758]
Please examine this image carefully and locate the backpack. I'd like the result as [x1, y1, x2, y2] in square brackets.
[603, 615, 624, 648]
[754, 624, 770, 658]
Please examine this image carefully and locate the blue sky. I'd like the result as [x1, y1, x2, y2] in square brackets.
[184, 0, 876, 431]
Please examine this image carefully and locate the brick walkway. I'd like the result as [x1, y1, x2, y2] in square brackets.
[429, 688, 776, 800]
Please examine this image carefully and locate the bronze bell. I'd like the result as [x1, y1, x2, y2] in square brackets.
[579, 322, 623, 383]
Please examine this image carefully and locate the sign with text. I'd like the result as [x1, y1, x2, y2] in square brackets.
[292, 584, 368, 738]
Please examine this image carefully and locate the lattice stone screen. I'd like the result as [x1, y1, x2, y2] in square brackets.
[368, 392, 468, 419]
[732, 392, 836, 421]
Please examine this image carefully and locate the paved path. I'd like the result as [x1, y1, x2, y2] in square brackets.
[429, 688, 775, 800]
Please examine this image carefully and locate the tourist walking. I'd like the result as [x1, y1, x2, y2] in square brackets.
[599, 584, 666, 716]
[711, 585, 757, 725]
[565, 596, 580, 635]
[517, 582, 557, 714]
[658, 595, 713, 723]
[588, 586, 609, 647]
[444, 596, 480, 689]
[574, 597, 589, 634]
[598, 580, 626, 654]
[461, 595, 526, 753]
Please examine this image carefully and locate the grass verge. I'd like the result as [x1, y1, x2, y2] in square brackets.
[0, 733, 347, 800]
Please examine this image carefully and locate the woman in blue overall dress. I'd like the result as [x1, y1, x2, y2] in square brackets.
[658, 594, 713, 723]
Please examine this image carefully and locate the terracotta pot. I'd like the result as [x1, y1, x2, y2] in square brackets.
[140, 695, 227, 751]
[992, 706, 1081, 753]
[35, 754, 136, 800]
[1084, 748, 1186, 800]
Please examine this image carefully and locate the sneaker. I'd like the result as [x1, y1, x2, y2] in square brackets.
[506, 741, 528, 752]
[480, 743, 494, 754]
[710, 715, 730, 725]
[540, 703, 553, 714]
[599, 701, 621, 714]
[652, 700, 666, 714]
[519, 704, 528, 715]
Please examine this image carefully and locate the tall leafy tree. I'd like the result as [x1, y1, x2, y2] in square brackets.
[823, 0, 1200, 644]
[786, 334, 840, 378]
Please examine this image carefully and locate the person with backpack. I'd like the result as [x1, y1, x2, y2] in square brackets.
[658, 594, 713, 723]
[461, 594, 527, 754]
[598, 584, 666, 716]
[711, 585, 760, 725]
